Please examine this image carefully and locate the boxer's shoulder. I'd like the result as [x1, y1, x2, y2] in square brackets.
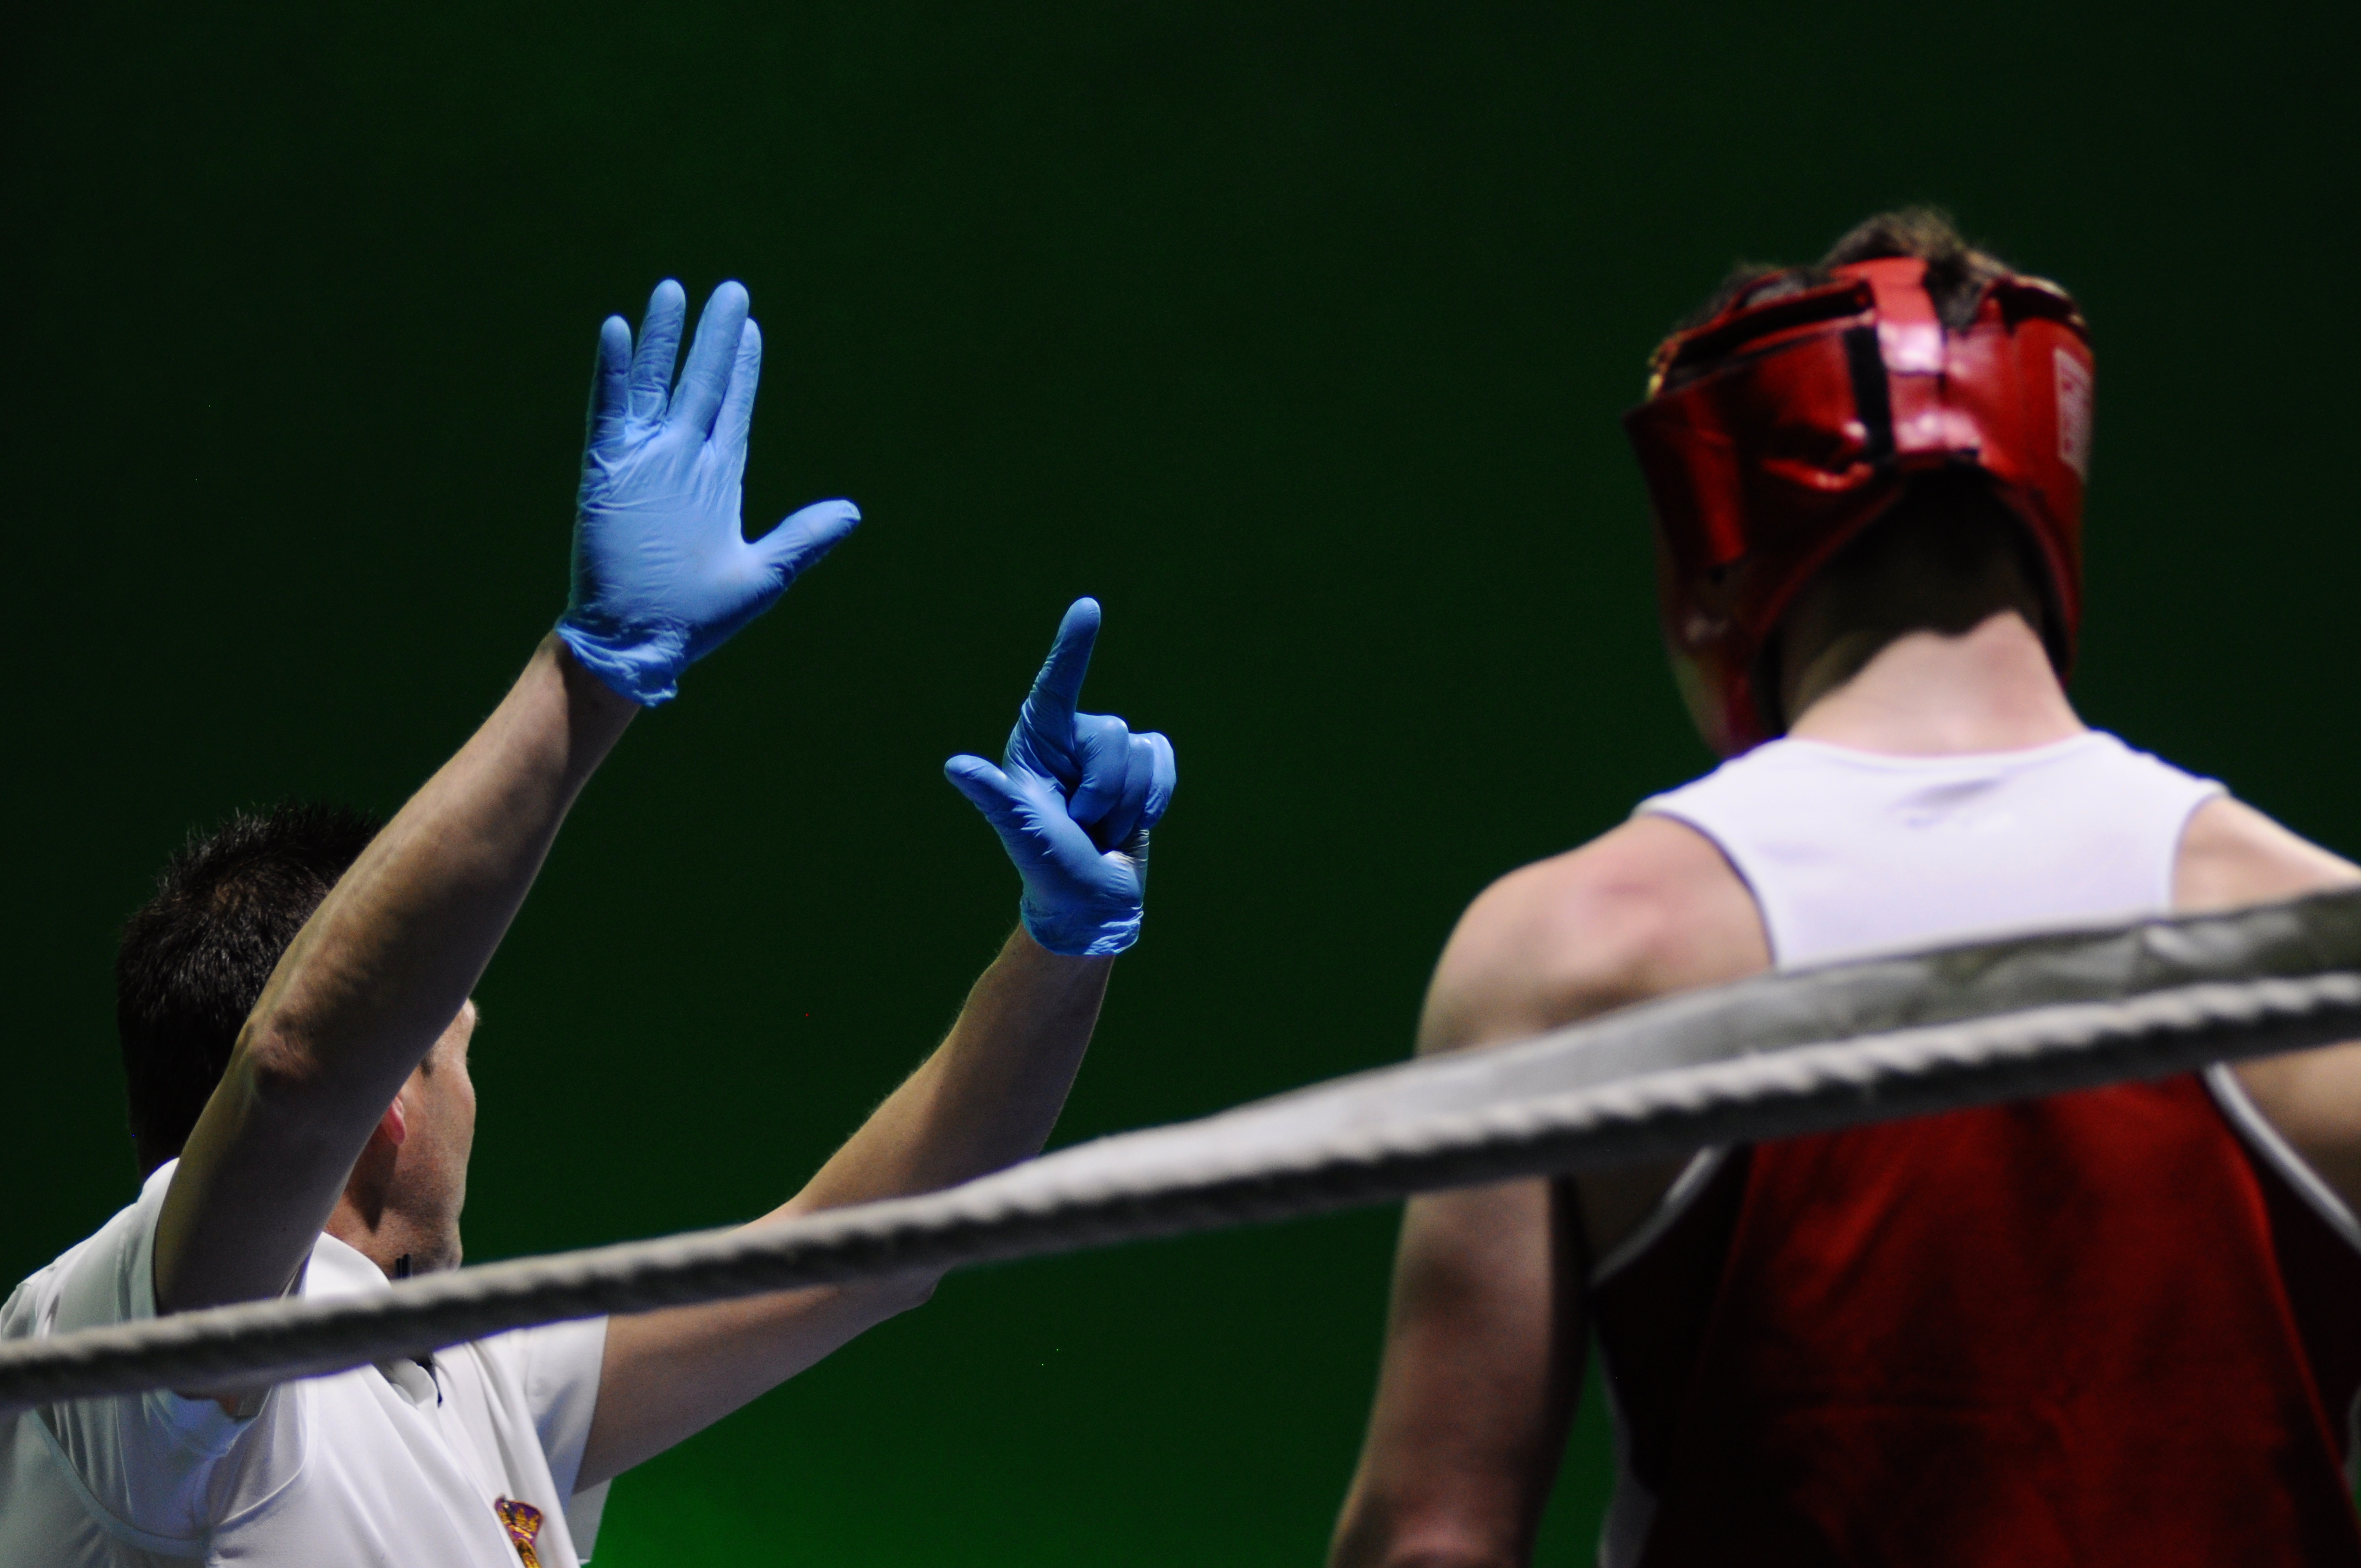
[1419, 814, 1769, 1058]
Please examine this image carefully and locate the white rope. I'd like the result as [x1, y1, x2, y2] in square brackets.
[8, 888, 2361, 1412]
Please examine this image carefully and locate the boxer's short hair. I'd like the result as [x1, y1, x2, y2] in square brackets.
[1675, 206, 2015, 346]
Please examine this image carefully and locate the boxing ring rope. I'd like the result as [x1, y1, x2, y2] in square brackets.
[9, 888, 2361, 1414]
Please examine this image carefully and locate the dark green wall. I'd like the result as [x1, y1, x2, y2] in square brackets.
[6, 3, 2355, 1561]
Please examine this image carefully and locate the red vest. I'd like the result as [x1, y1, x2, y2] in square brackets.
[1592, 1075, 2361, 1564]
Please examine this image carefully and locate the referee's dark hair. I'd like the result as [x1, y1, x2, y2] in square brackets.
[116, 803, 385, 1177]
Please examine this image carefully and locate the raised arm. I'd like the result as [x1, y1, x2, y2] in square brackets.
[153, 643, 632, 1317]
[154, 279, 859, 1319]
[580, 597, 1177, 1485]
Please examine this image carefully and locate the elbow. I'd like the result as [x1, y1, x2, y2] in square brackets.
[848, 1268, 941, 1323]
[1332, 1526, 1521, 1568]
[225, 1034, 330, 1119]
[880, 1269, 942, 1316]
[216, 1026, 345, 1149]
[236, 1026, 324, 1104]
[1334, 1535, 1522, 1568]
[1331, 1487, 1527, 1568]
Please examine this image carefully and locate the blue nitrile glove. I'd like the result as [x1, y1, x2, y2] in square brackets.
[557, 279, 861, 705]
[945, 599, 1178, 957]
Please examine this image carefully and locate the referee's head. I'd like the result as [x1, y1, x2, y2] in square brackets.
[117, 803, 385, 1177]
[117, 802, 486, 1276]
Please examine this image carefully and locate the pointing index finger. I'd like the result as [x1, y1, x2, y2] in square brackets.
[1025, 597, 1102, 728]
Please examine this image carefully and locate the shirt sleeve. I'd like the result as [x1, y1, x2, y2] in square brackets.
[29, 1161, 304, 1549]
[497, 1313, 612, 1558]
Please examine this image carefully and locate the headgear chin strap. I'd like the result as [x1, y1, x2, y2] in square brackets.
[1622, 255, 2095, 756]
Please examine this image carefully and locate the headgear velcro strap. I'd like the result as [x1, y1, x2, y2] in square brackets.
[1624, 255, 2094, 756]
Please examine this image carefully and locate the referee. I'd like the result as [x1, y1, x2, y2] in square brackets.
[0, 279, 1176, 1566]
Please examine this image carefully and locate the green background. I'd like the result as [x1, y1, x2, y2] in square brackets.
[6, 2, 2357, 1561]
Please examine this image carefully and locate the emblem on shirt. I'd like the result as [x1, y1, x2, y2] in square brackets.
[496, 1497, 546, 1567]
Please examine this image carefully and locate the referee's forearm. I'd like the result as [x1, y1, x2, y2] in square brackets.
[786, 927, 1110, 1216]
[580, 927, 1112, 1484]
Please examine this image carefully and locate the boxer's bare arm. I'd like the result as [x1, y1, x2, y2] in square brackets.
[2176, 797, 2361, 1211]
[1331, 816, 1767, 1568]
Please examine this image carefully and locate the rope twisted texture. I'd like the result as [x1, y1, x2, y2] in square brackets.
[10, 887, 2361, 1411]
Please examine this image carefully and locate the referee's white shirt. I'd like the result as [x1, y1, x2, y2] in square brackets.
[0, 1161, 611, 1566]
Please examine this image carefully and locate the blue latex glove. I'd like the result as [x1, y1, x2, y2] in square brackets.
[945, 599, 1178, 957]
[558, 279, 861, 705]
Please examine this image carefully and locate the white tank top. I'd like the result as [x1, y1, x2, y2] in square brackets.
[1594, 732, 2233, 1567]
[1635, 731, 2224, 968]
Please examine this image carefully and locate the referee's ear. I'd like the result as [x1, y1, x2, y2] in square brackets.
[374, 1097, 409, 1148]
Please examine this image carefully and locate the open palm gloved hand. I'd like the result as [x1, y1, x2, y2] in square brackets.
[558, 279, 862, 705]
[946, 599, 1178, 957]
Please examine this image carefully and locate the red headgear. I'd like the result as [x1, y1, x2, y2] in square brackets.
[1622, 255, 2094, 756]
